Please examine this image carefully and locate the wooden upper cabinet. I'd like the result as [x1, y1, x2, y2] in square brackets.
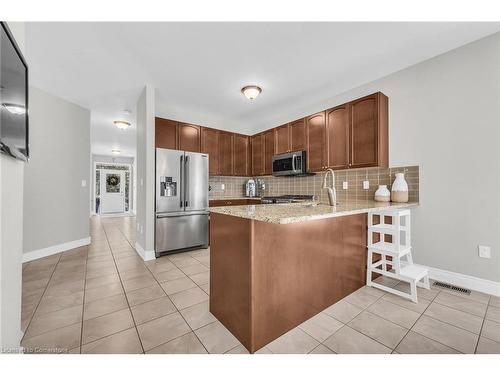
[349, 92, 388, 168]
[275, 124, 290, 154]
[263, 130, 275, 175]
[289, 119, 306, 151]
[218, 131, 234, 176]
[325, 105, 349, 169]
[306, 112, 326, 172]
[233, 134, 250, 176]
[155, 117, 178, 149]
[178, 122, 201, 152]
[201, 127, 219, 175]
[156, 92, 388, 176]
[251, 134, 264, 176]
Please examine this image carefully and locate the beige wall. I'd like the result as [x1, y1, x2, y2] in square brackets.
[135, 85, 155, 259]
[23, 87, 91, 255]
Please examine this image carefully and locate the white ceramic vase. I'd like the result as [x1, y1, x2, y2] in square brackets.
[374, 185, 390, 202]
[391, 173, 409, 203]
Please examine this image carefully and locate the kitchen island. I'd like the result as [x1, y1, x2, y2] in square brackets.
[209, 200, 417, 353]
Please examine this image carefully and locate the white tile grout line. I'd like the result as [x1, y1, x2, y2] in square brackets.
[101, 216, 146, 354]
[20, 253, 64, 347]
[78, 242, 90, 353]
[103, 216, 214, 354]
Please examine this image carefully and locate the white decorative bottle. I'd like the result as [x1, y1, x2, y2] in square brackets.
[374, 185, 390, 202]
[391, 173, 409, 203]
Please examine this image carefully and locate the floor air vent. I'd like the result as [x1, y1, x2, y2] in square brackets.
[432, 281, 471, 295]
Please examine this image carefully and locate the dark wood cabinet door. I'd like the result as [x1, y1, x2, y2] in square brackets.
[326, 105, 349, 169]
[275, 124, 290, 154]
[289, 118, 306, 151]
[201, 127, 219, 175]
[234, 134, 250, 176]
[350, 94, 382, 168]
[218, 131, 234, 176]
[155, 117, 178, 149]
[251, 134, 264, 176]
[178, 122, 201, 152]
[306, 112, 326, 172]
[263, 130, 275, 175]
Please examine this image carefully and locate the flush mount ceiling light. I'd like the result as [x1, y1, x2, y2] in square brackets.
[2, 103, 26, 115]
[114, 120, 131, 130]
[111, 149, 121, 155]
[241, 85, 262, 100]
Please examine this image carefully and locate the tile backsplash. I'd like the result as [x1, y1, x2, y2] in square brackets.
[209, 165, 419, 204]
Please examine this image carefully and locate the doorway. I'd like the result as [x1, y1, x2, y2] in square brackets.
[94, 163, 132, 215]
[100, 170, 126, 213]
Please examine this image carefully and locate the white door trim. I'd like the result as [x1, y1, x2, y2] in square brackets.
[100, 170, 126, 214]
[94, 162, 132, 214]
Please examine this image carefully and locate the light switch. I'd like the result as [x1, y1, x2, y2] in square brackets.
[363, 180, 369, 190]
[140, 178, 143, 186]
[343, 181, 348, 190]
[81, 179, 87, 187]
[478, 245, 491, 259]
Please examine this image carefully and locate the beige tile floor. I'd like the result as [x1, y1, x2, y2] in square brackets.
[20, 216, 500, 354]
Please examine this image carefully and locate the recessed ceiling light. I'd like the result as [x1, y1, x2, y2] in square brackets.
[114, 120, 131, 129]
[2, 103, 26, 115]
[241, 85, 262, 100]
[111, 149, 121, 155]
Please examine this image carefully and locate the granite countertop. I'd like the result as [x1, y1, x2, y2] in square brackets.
[209, 200, 418, 224]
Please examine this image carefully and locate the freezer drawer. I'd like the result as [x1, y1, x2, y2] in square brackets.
[155, 212, 209, 254]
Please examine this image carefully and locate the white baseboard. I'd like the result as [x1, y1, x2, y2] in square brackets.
[22, 237, 91, 263]
[415, 263, 500, 297]
[99, 212, 134, 218]
[134, 241, 155, 261]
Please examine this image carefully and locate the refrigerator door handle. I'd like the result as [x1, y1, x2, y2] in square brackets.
[184, 155, 189, 207]
[179, 155, 184, 208]
[156, 211, 208, 219]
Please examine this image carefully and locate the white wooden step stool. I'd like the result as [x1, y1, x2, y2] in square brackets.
[366, 209, 430, 303]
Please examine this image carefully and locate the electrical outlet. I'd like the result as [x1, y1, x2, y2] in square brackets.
[363, 180, 369, 190]
[81, 179, 87, 187]
[478, 245, 491, 259]
[221, 183, 225, 191]
[343, 181, 348, 190]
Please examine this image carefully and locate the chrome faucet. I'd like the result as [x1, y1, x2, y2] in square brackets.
[322, 168, 337, 207]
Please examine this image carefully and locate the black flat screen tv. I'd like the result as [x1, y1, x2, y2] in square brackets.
[0, 21, 28, 161]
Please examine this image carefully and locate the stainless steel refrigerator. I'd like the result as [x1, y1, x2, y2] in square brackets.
[155, 148, 209, 256]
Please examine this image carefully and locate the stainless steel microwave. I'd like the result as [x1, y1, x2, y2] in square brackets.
[272, 150, 307, 176]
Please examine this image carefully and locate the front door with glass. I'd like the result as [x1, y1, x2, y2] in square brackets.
[100, 170, 126, 214]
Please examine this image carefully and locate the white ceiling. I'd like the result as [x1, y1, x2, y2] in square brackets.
[24, 22, 500, 157]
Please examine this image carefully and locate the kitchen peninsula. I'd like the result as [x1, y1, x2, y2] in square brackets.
[209, 201, 417, 353]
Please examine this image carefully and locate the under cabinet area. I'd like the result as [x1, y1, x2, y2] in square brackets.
[209, 199, 261, 207]
[154, 91, 388, 177]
